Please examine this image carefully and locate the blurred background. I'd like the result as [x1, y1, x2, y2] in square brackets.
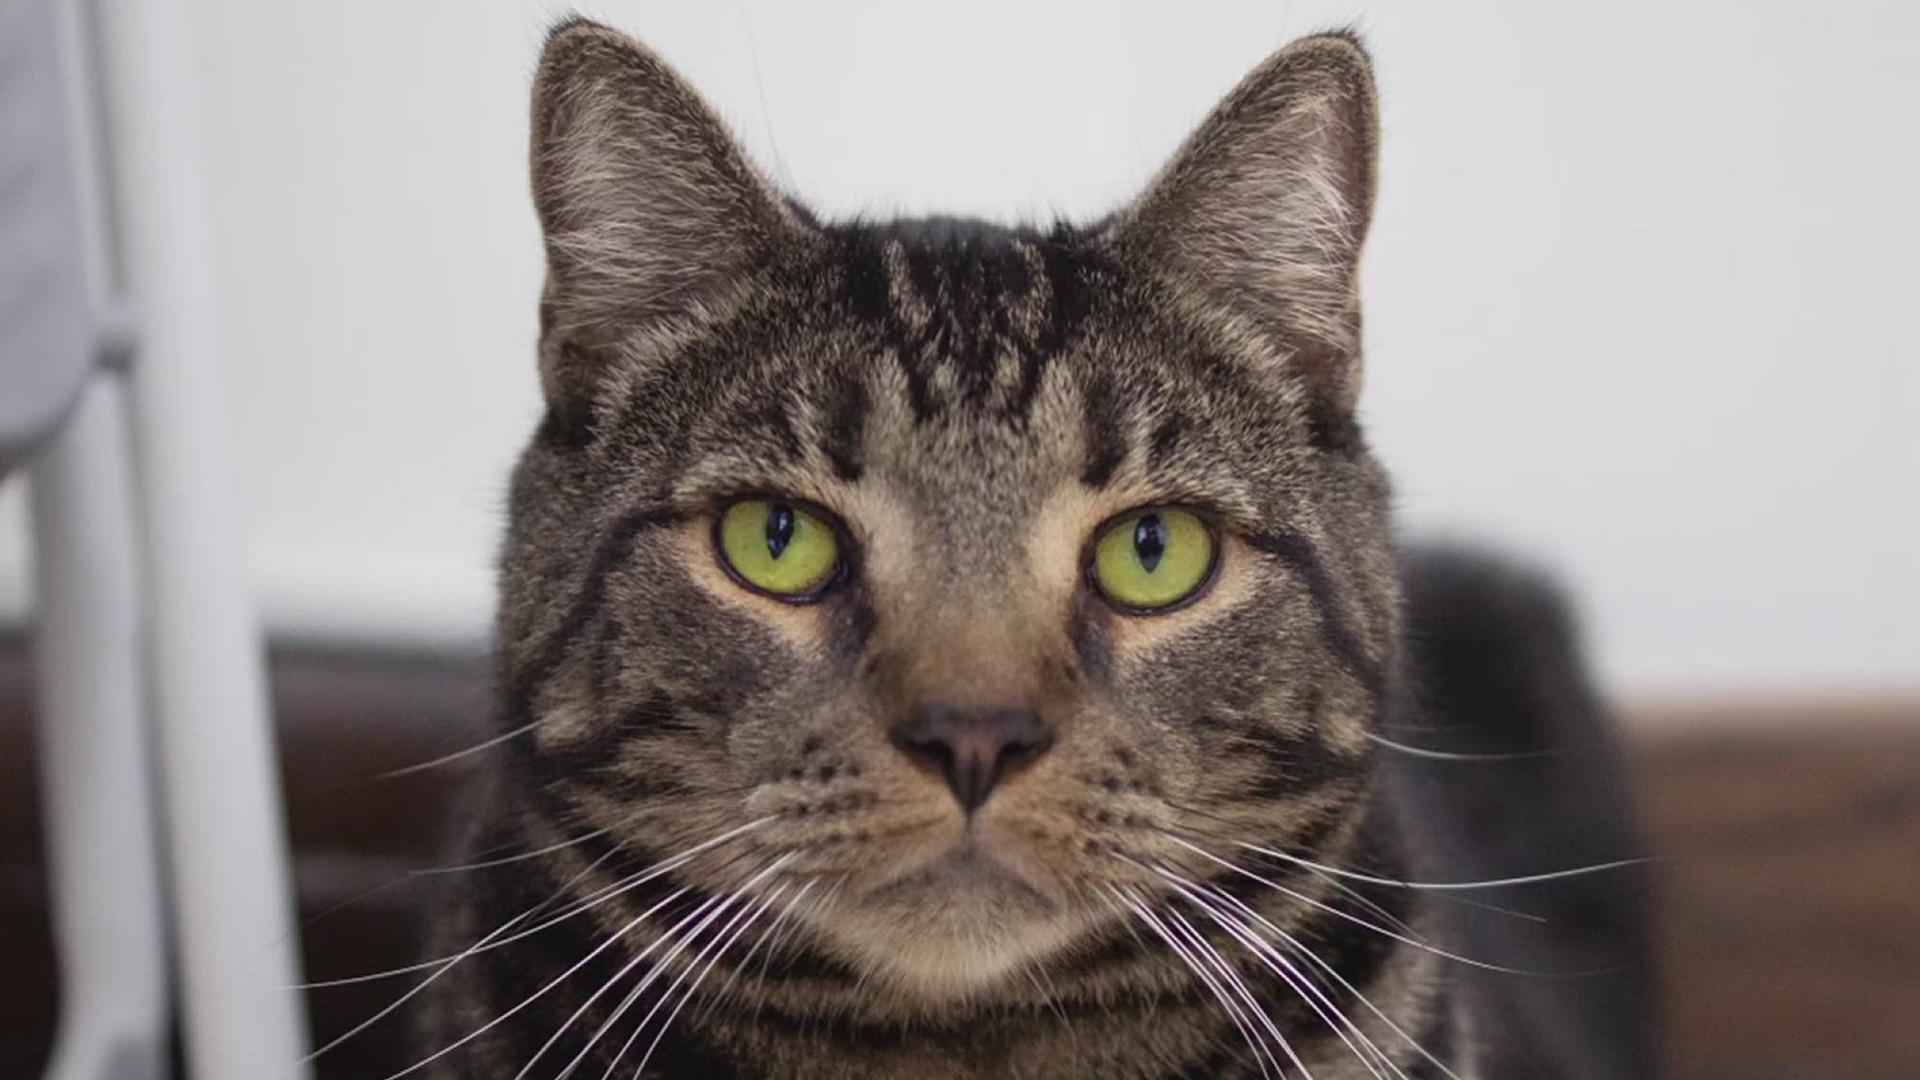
[1, 1, 1915, 1078]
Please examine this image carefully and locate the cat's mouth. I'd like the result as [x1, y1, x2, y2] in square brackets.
[816, 834, 1090, 1000]
[860, 837, 1056, 911]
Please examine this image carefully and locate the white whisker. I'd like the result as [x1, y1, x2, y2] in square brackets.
[376, 718, 545, 780]
[547, 855, 793, 1080]
[1163, 904, 1312, 1080]
[1366, 732, 1559, 762]
[345, 821, 771, 1076]
[1167, 836, 1548, 975]
[303, 852, 627, 990]
[535, 888, 728, 1080]
[1296, 863, 1426, 937]
[303, 815, 771, 989]
[1206, 880, 1467, 1080]
[410, 828, 611, 876]
[1019, 952, 1074, 1034]
[303, 843, 623, 1053]
[1111, 886, 1279, 1079]
[1230, 836, 1647, 892]
[1290, 853, 1546, 928]
[694, 878, 815, 1025]
[624, 881, 790, 1079]
[382, 883, 696, 1080]
[1137, 858, 1395, 1080]
[751, 877, 842, 1027]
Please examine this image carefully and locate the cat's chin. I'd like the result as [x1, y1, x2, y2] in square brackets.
[831, 915, 1084, 1005]
[816, 845, 1088, 1003]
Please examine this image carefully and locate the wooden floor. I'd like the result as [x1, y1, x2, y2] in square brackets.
[1626, 702, 1920, 1080]
[1, 639, 1916, 1077]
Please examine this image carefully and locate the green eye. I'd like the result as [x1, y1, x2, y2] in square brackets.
[1091, 508, 1217, 612]
[717, 499, 842, 599]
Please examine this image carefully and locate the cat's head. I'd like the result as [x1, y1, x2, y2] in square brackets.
[499, 18, 1392, 1005]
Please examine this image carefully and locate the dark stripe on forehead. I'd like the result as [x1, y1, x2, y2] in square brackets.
[739, 388, 805, 463]
[943, 245, 995, 398]
[1149, 413, 1185, 469]
[900, 230, 1034, 407]
[834, 233, 943, 425]
[1080, 372, 1128, 487]
[904, 243, 942, 302]
[1000, 240, 1034, 297]
[819, 369, 868, 481]
[1245, 526, 1383, 694]
[898, 341, 940, 423]
[1037, 230, 1097, 354]
[829, 219, 1106, 426]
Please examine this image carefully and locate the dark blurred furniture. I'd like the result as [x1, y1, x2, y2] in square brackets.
[1, 633, 1915, 1079]
[0, 632, 491, 1080]
[1633, 700, 1920, 1080]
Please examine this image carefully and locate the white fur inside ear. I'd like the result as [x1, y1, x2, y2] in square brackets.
[1115, 35, 1378, 380]
[529, 24, 805, 363]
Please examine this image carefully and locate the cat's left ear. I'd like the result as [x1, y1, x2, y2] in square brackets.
[530, 19, 807, 412]
[1112, 33, 1378, 414]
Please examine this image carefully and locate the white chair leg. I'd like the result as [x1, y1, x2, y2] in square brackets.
[89, 0, 313, 1074]
[29, 375, 169, 1080]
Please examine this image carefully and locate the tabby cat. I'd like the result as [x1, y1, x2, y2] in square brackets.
[412, 18, 1655, 1079]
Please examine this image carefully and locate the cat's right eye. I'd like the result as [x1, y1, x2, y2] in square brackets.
[715, 498, 843, 600]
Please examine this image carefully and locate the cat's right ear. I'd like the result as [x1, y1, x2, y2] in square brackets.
[530, 19, 804, 416]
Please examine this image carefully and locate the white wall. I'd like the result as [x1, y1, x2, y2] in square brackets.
[3, 0, 1915, 698]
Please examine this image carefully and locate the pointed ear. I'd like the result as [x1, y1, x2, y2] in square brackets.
[530, 19, 804, 411]
[1114, 33, 1378, 414]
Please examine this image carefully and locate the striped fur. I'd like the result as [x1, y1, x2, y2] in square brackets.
[414, 19, 1504, 1080]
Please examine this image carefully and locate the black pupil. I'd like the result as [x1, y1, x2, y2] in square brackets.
[765, 504, 796, 560]
[1133, 515, 1167, 573]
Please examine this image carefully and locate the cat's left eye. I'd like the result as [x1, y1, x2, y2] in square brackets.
[715, 499, 842, 600]
[1089, 508, 1218, 613]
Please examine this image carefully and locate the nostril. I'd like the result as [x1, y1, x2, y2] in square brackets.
[891, 726, 954, 773]
[992, 707, 1052, 756]
[890, 703, 1054, 813]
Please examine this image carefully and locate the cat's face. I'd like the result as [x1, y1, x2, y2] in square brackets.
[498, 23, 1389, 1005]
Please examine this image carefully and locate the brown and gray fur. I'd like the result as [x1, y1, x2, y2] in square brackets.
[412, 18, 1655, 1080]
